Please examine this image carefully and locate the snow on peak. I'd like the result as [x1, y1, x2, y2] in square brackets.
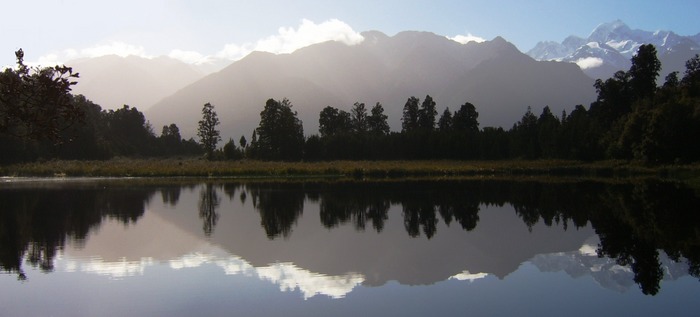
[527, 20, 700, 79]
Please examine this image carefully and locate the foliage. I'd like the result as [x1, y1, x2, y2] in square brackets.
[367, 102, 390, 136]
[250, 98, 304, 161]
[3, 46, 699, 166]
[197, 102, 221, 160]
[401, 96, 420, 132]
[417, 95, 437, 131]
[0, 49, 82, 142]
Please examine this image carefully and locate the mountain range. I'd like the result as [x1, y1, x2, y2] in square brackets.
[145, 31, 595, 139]
[69, 55, 206, 110]
[527, 20, 700, 80]
[65, 21, 699, 140]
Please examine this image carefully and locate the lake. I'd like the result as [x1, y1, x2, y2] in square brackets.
[1, 177, 699, 316]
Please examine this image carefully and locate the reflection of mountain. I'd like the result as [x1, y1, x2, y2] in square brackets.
[0, 180, 154, 279]
[531, 237, 692, 293]
[60, 211, 364, 299]
[2, 179, 700, 298]
[147, 182, 595, 287]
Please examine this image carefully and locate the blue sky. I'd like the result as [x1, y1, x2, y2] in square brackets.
[2, 0, 699, 67]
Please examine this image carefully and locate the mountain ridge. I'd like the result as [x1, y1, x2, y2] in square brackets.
[527, 20, 700, 80]
[147, 31, 596, 140]
[69, 55, 207, 110]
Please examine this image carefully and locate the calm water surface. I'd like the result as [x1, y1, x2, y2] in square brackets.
[1, 178, 699, 316]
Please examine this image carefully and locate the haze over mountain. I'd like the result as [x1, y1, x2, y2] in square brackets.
[69, 55, 207, 110]
[147, 31, 595, 140]
[527, 20, 700, 80]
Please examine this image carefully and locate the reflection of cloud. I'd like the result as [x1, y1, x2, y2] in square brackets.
[58, 247, 364, 299]
[448, 33, 486, 44]
[169, 252, 217, 269]
[256, 262, 364, 299]
[449, 270, 489, 282]
[57, 253, 154, 279]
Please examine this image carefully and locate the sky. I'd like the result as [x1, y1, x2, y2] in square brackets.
[2, 0, 699, 68]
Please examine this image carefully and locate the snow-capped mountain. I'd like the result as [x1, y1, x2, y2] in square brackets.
[527, 20, 700, 80]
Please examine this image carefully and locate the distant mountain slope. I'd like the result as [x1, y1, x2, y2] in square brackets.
[527, 20, 700, 80]
[148, 31, 596, 140]
[69, 55, 206, 110]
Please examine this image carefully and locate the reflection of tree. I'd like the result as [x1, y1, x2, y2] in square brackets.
[319, 186, 389, 233]
[402, 202, 438, 239]
[441, 201, 480, 231]
[497, 179, 700, 296]
[223, 183, 241, 201]
[160, 186, 181, 206]
[248, 184, 305, 239]
[198, 184, 220, 237]
[240, 191, 247, 205]
[3, 178, 699, 297]
[0, 186, 152, 280]
[592, 181, 700, 295]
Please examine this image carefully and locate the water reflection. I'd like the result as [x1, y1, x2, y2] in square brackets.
[0, 182, 153, 280]
[198, 183, 220, 236]
[1, 178, 699, 297]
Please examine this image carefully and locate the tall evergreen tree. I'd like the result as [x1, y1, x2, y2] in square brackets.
[418, 95, 437, 131]
[452, 102, 479, 133]
[401, 96, 420, 132]
[351, 102, 369, 134]
[438, 107, 453, 132]
[629, 44, 661, 101]
[197, 102, 221, 160]
[367, 102, 390, 135]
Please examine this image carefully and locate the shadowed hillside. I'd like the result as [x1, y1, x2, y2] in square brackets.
[147, 31, 596, 139]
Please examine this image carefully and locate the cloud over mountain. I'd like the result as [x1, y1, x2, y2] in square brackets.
[35, 19, 365, 70]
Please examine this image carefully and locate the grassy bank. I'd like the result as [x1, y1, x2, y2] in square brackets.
[2, 158, 699, 180]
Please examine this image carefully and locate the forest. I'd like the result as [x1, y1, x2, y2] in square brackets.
[1, 44, 699, 165]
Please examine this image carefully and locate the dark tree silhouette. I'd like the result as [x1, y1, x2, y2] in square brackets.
[197, 102, 221, 160]
[0, 49, 82, 142]
[367, 102, 390, 135]
[628, 44, 661, 100]
[418, 95, 437, 131]
[351, 102, 368, 134]
[401, 96, 420, 132]
[251, 98, 304, 161]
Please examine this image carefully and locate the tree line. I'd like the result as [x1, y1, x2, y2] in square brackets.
[2, 45, 699, 164]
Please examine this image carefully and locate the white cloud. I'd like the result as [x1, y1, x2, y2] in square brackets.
[214, 18, 364, 61]
[256, 18, 364, 53]
[168, 49, 209, 65]
[81, 42, 150, 58]
[448, 33, 486, 44]
[33, 19, 364, 68]
[214, 43, 255, 61]
[574, 57, 604, 69]
[34, 41, 152, 66]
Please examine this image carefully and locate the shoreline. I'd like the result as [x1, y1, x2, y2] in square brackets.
[2, 158, 699, 181]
